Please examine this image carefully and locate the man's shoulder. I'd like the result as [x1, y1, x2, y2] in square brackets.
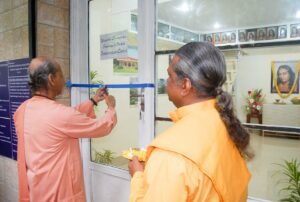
[14, 99, 30, 114]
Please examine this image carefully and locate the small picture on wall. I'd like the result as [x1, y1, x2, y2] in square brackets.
[213, 33, 221, 44]
[157, 78, 167, 94]
[256, 28, 266, 41]
[246, 29, 256, 41]
[266, 27, 278, 40]
[221, 32, 229, 44]
[271, 61, 299, 94]
[130, 77, 138, 106]
[205, 34, 213, 43]
[228, 32, 236, 43]
[278, 25, 287, 39]
[113, 46, 138, 75]
[238, 30, 246, 42]
[290, 24, 300, 38]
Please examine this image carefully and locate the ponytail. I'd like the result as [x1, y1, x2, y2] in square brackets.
[173, 42, 253, 159]
[216, 90, 253, 160]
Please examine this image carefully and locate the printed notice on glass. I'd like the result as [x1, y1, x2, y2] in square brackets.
[0, 58, 31, 160]
[100, 30, 128, 60]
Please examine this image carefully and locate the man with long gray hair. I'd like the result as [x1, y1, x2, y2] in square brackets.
[129, 42, 250, 202]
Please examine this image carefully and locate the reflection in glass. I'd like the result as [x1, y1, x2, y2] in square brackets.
[131, 14, 137, 32]
[89, 0, 139, 170]
[157, 22, 170, 38]
[156, 0, 300, 200]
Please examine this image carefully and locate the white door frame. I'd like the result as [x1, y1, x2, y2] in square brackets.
[70, 0, 156, 201]
[70, 0, 91, 201]
[137, 0, 156, 148]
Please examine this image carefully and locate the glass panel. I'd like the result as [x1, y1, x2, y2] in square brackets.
[157, 0, 300, 49]
[156, 0, 300, 127]
[156, 0, 300, 201]
[89, 0, 138, 170]
[157, 22, 170, 39]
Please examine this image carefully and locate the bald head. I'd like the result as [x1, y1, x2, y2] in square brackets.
[28, 57, 62, 93]
[29, 57, 60, 73]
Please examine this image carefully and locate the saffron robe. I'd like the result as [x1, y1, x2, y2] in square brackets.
[130, 99, 250, 202]
[14, 96, 117, 202]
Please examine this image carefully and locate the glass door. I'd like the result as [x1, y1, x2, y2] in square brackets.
[155, 0, 300, 201]
[89, 0, 140, 170]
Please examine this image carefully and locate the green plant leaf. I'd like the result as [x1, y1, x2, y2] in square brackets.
[274, 159, 300, 201]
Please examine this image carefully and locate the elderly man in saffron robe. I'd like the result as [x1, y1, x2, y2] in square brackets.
[14, 57, 117, 202]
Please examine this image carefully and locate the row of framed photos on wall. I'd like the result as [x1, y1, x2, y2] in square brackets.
[204, 23, 300, 44]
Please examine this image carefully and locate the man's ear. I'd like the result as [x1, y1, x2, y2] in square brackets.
[48, 73, 55, 87]
[180, 78, 192, 96]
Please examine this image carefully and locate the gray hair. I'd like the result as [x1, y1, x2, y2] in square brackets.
[173, 42, 227, 97]
[28, 59, 58, 93]
[173, 42, 252, 160]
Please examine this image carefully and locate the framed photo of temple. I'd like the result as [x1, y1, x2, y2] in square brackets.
[271, 61, 299, 94]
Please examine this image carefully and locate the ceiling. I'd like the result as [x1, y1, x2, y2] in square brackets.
[157, 0, 300, 32]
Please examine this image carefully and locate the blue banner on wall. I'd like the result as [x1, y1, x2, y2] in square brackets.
[0, 58, 31, 160]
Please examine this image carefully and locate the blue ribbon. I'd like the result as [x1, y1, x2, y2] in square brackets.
[65, 80, 155, 89]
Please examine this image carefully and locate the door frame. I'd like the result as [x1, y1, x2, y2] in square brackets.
[70, 0, 156, 201]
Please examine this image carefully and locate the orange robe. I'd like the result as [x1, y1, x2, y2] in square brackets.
[13, 96, 117, 202]
[130, 99, 250, 202]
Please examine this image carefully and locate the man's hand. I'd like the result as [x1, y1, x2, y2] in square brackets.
[93, 86, 108, 103]
[105, 95, 116, 109]
[128, 156, 145, 177]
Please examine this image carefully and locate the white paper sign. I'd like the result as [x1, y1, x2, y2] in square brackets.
[100, 30, 128, 60]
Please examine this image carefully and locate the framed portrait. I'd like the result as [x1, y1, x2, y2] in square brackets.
[278, 25, 287, 39]
[238, 30, 246, 42]
[266, 27, 278, 40]
[205, 34, 213, 43]
[256, 28, 266, 40]
[271, 61, 299, 94]
[213, 33, 221, 44]
[229, 32, 236, 43]
[290, 24, 300, 38]
[221, 32, 229, 44]
[246, 29, 256, 41]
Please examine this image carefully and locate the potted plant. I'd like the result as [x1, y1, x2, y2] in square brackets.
[94, 149, 115, 164]
[274, 159, 300, 201]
